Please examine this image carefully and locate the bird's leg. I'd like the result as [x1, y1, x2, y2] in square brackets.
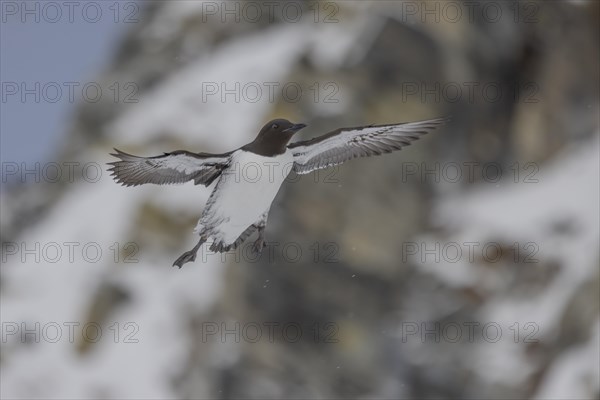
[252, 225, 267, 254]
[173, 235, 207, 269]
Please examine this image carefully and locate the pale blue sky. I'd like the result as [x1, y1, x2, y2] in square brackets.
[1, 1, 138, 164]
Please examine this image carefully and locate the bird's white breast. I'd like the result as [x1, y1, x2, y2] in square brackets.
[196, 150, 293, 244]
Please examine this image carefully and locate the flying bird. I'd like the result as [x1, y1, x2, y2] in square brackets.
[109, 117, 448, 268]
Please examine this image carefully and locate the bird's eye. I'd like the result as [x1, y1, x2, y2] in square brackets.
[272, 124, 279, 129]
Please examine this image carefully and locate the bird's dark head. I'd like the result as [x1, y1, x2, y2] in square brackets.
[247, 118, 307, 155]
[258, 119, 307, 139]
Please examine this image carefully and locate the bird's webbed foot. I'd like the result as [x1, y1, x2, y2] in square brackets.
[172, 236, 206, 268]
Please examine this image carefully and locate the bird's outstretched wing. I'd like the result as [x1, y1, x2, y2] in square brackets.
[288, 117, 449, 174]
[108, 149, 232, 187]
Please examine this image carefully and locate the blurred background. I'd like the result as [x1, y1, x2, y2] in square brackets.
[1, 1, 599, 399]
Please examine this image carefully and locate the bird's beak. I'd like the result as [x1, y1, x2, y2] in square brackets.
[284, 123, 307, 133]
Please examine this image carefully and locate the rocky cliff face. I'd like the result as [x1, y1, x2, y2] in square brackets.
[1, 1, 598, 399]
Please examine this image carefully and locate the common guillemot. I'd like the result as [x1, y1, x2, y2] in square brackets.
[109, 117, 448, 267]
